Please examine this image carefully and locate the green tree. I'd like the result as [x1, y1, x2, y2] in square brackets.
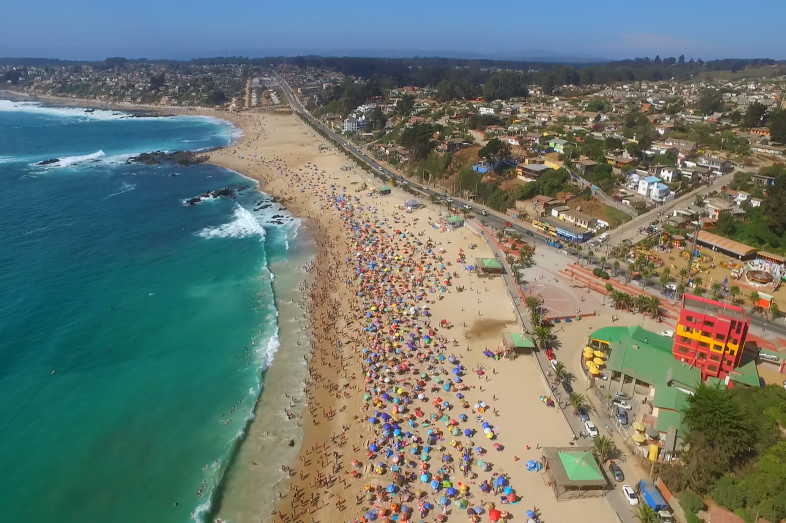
[768, 108, 786, 143]
[727, 285, 740, 303]
[553, 361, 567, 383]
[632, 504, 659, 523]
[683, 383, 755, 492]
[710, 281, 722, 301]
[593, 435, 618, 463]
[711, 476, 745, 511]
[680, 490, 705, 514]
[478, 138, 512, 165]
[569, 393, 589, 415]
[534, 325, 552, 350]
[743, 102, 768, 129]
[716, 212, 737, 236]
[697, 88, 724, 115]
[645, 296, 662, 320]
[394, 94, 415, 116]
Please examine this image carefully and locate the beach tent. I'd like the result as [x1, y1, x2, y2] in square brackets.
[541, 447, 609, 500]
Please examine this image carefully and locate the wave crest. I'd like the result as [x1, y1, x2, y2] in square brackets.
[196, 205, 266, 240]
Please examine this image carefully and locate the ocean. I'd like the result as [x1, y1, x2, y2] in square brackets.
[0, 100, 311, 522]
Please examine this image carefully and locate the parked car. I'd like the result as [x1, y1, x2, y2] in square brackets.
[609, 462, 624, 482]
[479, 209, 488, 216]
[614, 392, 631, 401]
[545, 348, 556, 361]
[665, 283, 677, 291]
[759, 352, 780, 363]
[563, 379, 573, 395]
[616, 407, 628, 425]
[504, 221, 513, 227]
[622, 485, 639, 505]
[577, 407, 590, 422]
[612, 399, 633, 411]
[584, 420, 599, 438]
[550, 358, 559, 370]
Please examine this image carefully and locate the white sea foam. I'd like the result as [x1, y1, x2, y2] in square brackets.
[0, 99, 131, 120]
[32, 150, 106, 169]
[196, 205, 267, 240]
[105, 181, 136, 199]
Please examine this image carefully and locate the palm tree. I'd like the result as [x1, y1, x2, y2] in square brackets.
[710, 281, 722, 301]
[613, 260, 621, 277]
[627, 263, 636, 283]
[634, 294, 649, 313]
[621, 292, 635, 311]
[693, 276, 703, 291]
[608, 290, 625, 310]
[749, 291, 761, 311]
[593, 435, 618, 463]
[525, 296, 541, 317]
[633, 504, 659, 523]
[534, 325, 552, 349]
[496, 230, 505, 242]
[769, 300, 780, 320]
[645, 296, 662, 320]
[600, 256, 607, 272]
[569, 393, 589, 415]
[553, 361, 567, 383]
[729, 285, 741, 305]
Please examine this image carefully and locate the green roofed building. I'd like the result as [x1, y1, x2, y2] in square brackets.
[542, 447, 608, 499]
[476, 257, 503, 275]
[378, 186, 391, 195]
[591, 326, 701, 391]
[502, 332, 535, 355]
[446, 215, 465, 228]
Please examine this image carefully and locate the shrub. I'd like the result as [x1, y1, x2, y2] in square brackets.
[600, 271, 610, 280]
[680, 490, 705, 514]
[593, 267, 602, 277]
[605, 283, 613, 292]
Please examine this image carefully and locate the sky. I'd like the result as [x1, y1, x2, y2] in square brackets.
[2, 0, 785, 62]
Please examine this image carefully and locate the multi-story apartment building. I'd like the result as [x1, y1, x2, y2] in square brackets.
[673, 294, 749, 381]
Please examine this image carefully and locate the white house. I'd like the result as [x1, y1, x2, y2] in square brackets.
[478, 107, 496, 116]
[343, 117, 359, 133]
[638, 176, 670, 201]
[660, 168, 680, 183]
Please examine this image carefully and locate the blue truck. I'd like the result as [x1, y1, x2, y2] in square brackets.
[637, 480, 673, 521]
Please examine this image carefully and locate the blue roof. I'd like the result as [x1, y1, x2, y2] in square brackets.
[656, 183, 669, 190]
[644, 176, 661, 183]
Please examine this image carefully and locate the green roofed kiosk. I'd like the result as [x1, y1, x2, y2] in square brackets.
[476, 257, 503, 276]
[378, 186, 392, 195]
[541, 447, 609, 499]
[502, 332, 535, 357]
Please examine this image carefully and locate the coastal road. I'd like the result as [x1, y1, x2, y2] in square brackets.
[274, 72, 538, 237]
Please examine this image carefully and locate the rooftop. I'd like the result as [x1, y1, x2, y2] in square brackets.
[681, 294, 747, 322]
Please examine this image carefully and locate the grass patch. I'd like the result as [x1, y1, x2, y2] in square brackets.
[605, 206, 632, 227]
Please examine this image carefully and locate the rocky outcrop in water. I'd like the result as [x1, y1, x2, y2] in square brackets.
[129, 150, 209, 166]
[36, 158, 60, 166]
[185, 184, 251, 205]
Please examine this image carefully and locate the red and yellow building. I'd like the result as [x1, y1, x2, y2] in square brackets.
[673, 294, 749, 381]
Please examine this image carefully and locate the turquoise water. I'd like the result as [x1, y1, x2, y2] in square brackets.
[0, 101, 302, 522]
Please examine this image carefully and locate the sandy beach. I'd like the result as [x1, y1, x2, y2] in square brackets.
[198, 110, 618, 523]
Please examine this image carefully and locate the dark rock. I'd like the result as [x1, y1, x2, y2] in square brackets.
[37, 158, 60, 166]
[129, 150, 209, 166]
[287, 439, 295, 447]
